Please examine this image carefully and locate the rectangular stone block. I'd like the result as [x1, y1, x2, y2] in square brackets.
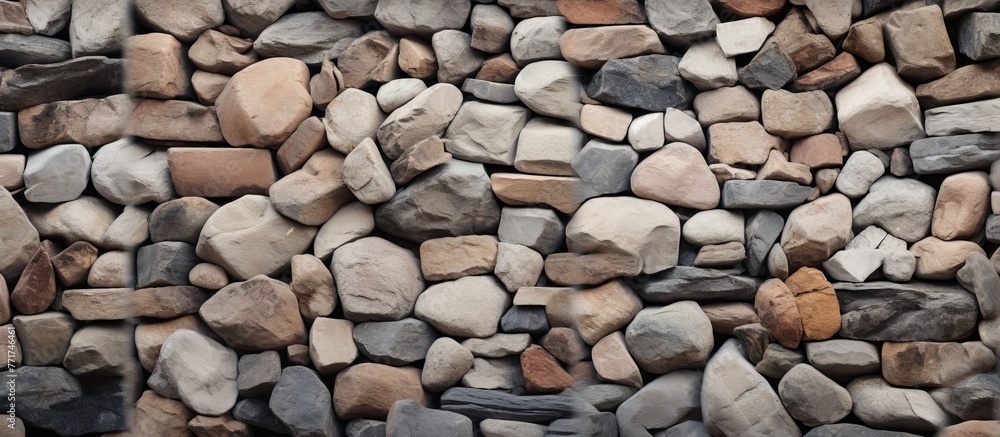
[167, 147, 277, 197]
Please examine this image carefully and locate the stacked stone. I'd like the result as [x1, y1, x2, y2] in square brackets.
[1, 0, 1000, 435]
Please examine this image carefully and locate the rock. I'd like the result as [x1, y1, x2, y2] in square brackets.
[277, 117, 328, 175]
[390, 136, 452, 185]
[626, 112, 664, 153]
[505, 306, 549, 335]
[932, 171, 990, 240]
[560, 25, 665, 70]
[288, 255, 336, 320]
[513, 118, 584, 176]
[470, 5, 514, 53]
[90, 139, 173, 205]
[737, 42, 797, 90]
[188, 30, 257, 75]
[87, 251, 134, 288]
[916, 59, 1000, 108]
[12, 312, 74, 365]
[398, 36, 437, 79]
[0, 57, 125, 112]
[678, 39, 737, 91]
[694, 243, 746, 268]
[332, 237, 424, 322]
[579, 106, 632, 143]
[645, 0, 718, 45]
[910, 237, 985, 280]
[884, 5, 956, 82]
[631, 266, 759, 303]
[433, 30, 485, 85]
[134, 316, 212, 373]
[376, 78, 426, 113]
[957, 252, 1000, 318]
[805, 339, 880, 380]
[415, 276, 511, 338]
[216, 57, 312, 147]
[63, 324, 132, 376]
[199, 275, 306, 351]
[22, 144, 90, 203]
[567, 197, 681, 275]
[133, 0, 223, 42]
[494, 243, 543, 292]
[790, 134, 843, 169]
[315, 0, 376, 18]
[785, 267, 841, 341]
[700, 302, 759, 335]
[733, 323, 770, 364]
[631, 142, 719, 210]
[132, 391, 194, 437]
[237, 351, 280, 397]
[461, 78, 518, 104]
[377, 83, 463, 159]
[702, 339, 801, 437]
[958, 12, 1000, 61]
[232, 398, 285, 433]
[708, 121, 784, 166]
[591, 332, 642, 388]
[439, 387, 581, 423]
[166, 148, 276, 198]
[540, 328, 588, 365]
[721, 180, 814, 209]
[513, 61, 583, 123]
[571, 139, 635, 194]
[322, 89, 386, 156]
[684, 210, 744, 247]
[51, 241, 98, 287]
[254, 12, 363, 66]
[136, 242, 198, 288]
[625, 301, 713, 374]
[196, 195, 317, 280]
[694, 86, 760, 126]
[314, 201, 374, 259]
[520, 345, 574, 393]
[69, 0, 129, 57]
[188, 414, 252, 437]
[490, 173, 595, 214]
[847, 376, 949, 433]
[664, 107, 707, 151]
[463, 353, 522, 391]
[270, 366, 338, 437]
[17, 94, 130, 149]
[757, 343, 807, 379]
[132, 284, 208, 319]
[336, 31, 399, 88]
[374, 0, 469, 37]
[149, 197, 219, 245]
[823, 250, 886, 282]
[0, 154, 23, 189]
[586, 55, 695, 112]
[754, 279, 803, 349]
[853, 176, 935, 243]
[343, 138, 394, 204]
[420, 235, 497, 281]
[497, 207, 563, 256]
[125, 34, 191, 100]
[354, 318, 436, 366]
[882, 341, 996, 387]
[791, 52, 863, 92]
[835, 63, 925, 150]
[17, 365, 128, 435]
[835, 281, 978, 341]
[23, 0, 71, 36]
[148, 330, 238, 416]
[221, 0, 295, 37]
[24, 196, 115, 247]
[931, 374, 1000, 421]
[510, 16, 566, 65]
[925, 98, 1000, 137]
[614, 371, 700, 435]
[911, 133, 1000, 175]
[761, 89, 834, 139]
[745, 210, 785, 276]
[779, 364, 852, 426]
[556, 0, 644, 24]
[546, 280, 642, 345]
[716, 17, 775, 57]
[445, 101, 528, 166]
[756, 150, 813, 185]
[10, 246, 55, 315]
[422, 337, 474, 392]
[387, 400, 473, 437]
[882, 250, 916, 282]
[544, 252, 641, 286]
[780, 194, 853, 270]
[308, 317, 357, 376]
[334, 364, 428, 420]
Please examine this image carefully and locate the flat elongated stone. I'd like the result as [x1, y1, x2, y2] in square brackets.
[847, 376, 949, 433]
[17, 94, 131, 149]
[910, 133, 1000, 174]
[721, 180, 813, 209]
[255, 12, 363, 66]
[440, 388, 582, 423]
[834, 281, 978, 341]
[916, 59, 1000, 108]
[924, 97, 1000, 136]
[630, 267, 759, 303]
[559, 25, 665, 69]
[0, 57, 125, 111]
[167, 148, 277, 198]
[586, 55, 695, 111]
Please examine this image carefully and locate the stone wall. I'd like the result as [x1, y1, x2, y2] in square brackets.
[0, 0, 999, 435]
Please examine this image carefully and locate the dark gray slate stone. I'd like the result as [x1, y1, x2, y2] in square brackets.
[645, 0, 718, 45]
[346, 419, 387, 437]
[0, 111, 15, 152]
[387, 399, 473, 437]
[440, 387, 583, 423]
[834, 281, 979, 341]
[585, 55, 696, 112]
[17, 367, 128, 436]
[861, 0, 907, 16]
[721, 180, 813, 209]
[755, 344, 806, 379]
[238, 350, 281, 398]
[573, 383, 638, 412]
[461, 79, 519, 104]
[547, 412, 618, 436]
[499, 305, 549, 335]
[0, 34, 72, 67]
[376, 160, 501, 242]
[956, 251, 1000, 318]
[986, 214, 1000, 244]
[930, 373, 1000, 420]
[958, 12, 1000, 61]
[254, 12, 364, 65]
[733, 323, 771, 365]
[910, 133, 1000, 174]
[353, 318, 437, 366]
[805, 423, 920, 437]
[744, 210, 785, 276]
[148, 197, 220, 244]
[738, 42, 796, 90]
[571, 139, 638, 195]
[0, 56, 125, 111]
[630, 266, 759, 303]
[616, 371, 702, 436]
[233, 398, 287, 433]
[136, 241, 199, 288]
[270, 366, 341, 437]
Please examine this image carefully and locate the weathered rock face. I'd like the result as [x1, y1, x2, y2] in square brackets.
[198, 275, 306, 351]
[215, 57, 312, 147]
[780, 194, 853, 270]
[566, 196, 681, 275]
[331, 237, 425, 322]
[147, 329, 238, 416]
[834, 281, 979, 341]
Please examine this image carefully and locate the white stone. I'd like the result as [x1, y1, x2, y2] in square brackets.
[376, 78, 427, 113]
[509, 16, 566, 66]
[323, 88, 386, 155]
[314, 201, 374, 259]
[683, 210, 745, 246]
[91, 139, 174, 206]
[663, 108, 707, 151]
[343, 138, 394, 204]
[678, 39, 738, 91]
[579, 104, 632, 142]
[514, 60, 583, 124]
[566, 196, 681, 274]
[835, 151, 885, 198]
[846, 226, 889, 250]
[513, 118, 586, 176]
[69, 0, 130, 57]
[414, 276, 512, 338]
[822, 249, 887, 282]
[627, 112, 665, 153]
[23, 144, 91, 204]
[147, 329, 238, 416]
[444, 101, 530, 166]
[716, 17, 775, 57]
[835, 63, 925, 150]
[378, 83, 464, 159]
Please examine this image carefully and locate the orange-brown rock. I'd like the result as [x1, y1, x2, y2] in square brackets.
[700, 302, 761, 335]
[754, 278, 802, 349]
[556, 0, 645, 24]
[10, 246, 56, 315]
[713, 0, 786, 17]
[132, 390, 195, 437]
[389, 135, 452, 185]
[127, 99, 224, 144]
[559, 26, 665, 69]
[882, 341, 997, 387]
[545, 280, 643, 345]
[476, 53, 521, 83]
[398, 36, 436, 80]
[630, 142, 721, 210]
[276, 117, 328, 175]
[167, 148, 277, 197]
[188, 414, 252, 437]
[125, 33, 192, 99]
[932, 171, 990, 241]
[843, 20, 885, 63]
[916, 59, 1000, 108]
[215, 57, 312, 148]
[187, 29, 258, 75]
[789, 134, 843, 169]
[521, 344, 575, 393]
[790, 52, 861, 92]
[910, 237, 987, 280]
[132, 286, 210, 319]
[51, 241, 99, 287]
[419, 235, 498, 281]
[784, 267, 840, 341]
[543, 252, 642, 286]
[937, 421, 1000, 437]
[333, 363, 429, 420]
[337, 30, 400, 89]
[490, 173, 594, 214]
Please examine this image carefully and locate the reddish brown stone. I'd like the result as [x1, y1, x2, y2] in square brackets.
[556, 0, 645, 24]
[789, 134, 844, 169]
[784, 267, 840, 341]
[0, 1, 32, 35]
[51, 241, 99, 287]
[419, 235, 498, 281]
[521, 344, 575, 393]
[10, 246, 56, 315]
[389, 135, 452, 185]
[543, 252, 642, 286]
[476, 54, 521, 84]
[790, 52, 861, 92]
[133, 390, 195, 437]
[754, 278, 802, 349]
[127, 99, 224, 144]
[188, 414, 252, 437]
[937, 421, 1000, 437]
[713, 0, 787, 18]
[916, 59, 1000, 109]
[187, 29, 258, 75]
[333, 363, 429, 420]
[337, 30, 400, 89]
[167, 148, 277, 197]
[882, 341, 996, 387]
[276, 116, 328, 175]
[398, 36, 436, 80]
[843, 20, 885, 63]
[125, 33, 192, 99]
[132, 286, 210, 319]
[490, 173, 592, 214]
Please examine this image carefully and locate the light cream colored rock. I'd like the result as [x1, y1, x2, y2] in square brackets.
[493, 243, 543, 292]
[716, 17, 775, 56]
[835, 151, 885, 198]
[693, 86, 760, 126]
[545, 280, 642, 345]
[684, 210, 745, 246]
[627, 112, 665, 153]
[567, 196, 681, 274]
[332, 237, 425, 322]
[198, 275, 306, 351]
[309, 317, 356, 375]
[592, 331, 642, 388]
[559, 25, 665, 69]
[414, 275, 511, 338]
[377, 83, 464, 160]
[579, 104, 632, 142]
[761, 89, 834, 139]
[514, 118, 585, 176]
[25, 196, 115, 247]
[323, 88, 386, 155]
[678, 39, 738, 91]
[756, 150, 813, 185]
[188, 263, 227, 290]
[835, 63, 925, 150]
[663, 107, 707, 151]
[444, 101, 529, 166]
[708, 121, 784, 166]
[513, 60, 583, 124]
[0, 155, 25, 190]
[419, 235, 498, 281]
[314, 202, 374, 259]
[910, 236, 986, 280]
[343, 138, 394, 204]
[376, 78, 427, 113]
